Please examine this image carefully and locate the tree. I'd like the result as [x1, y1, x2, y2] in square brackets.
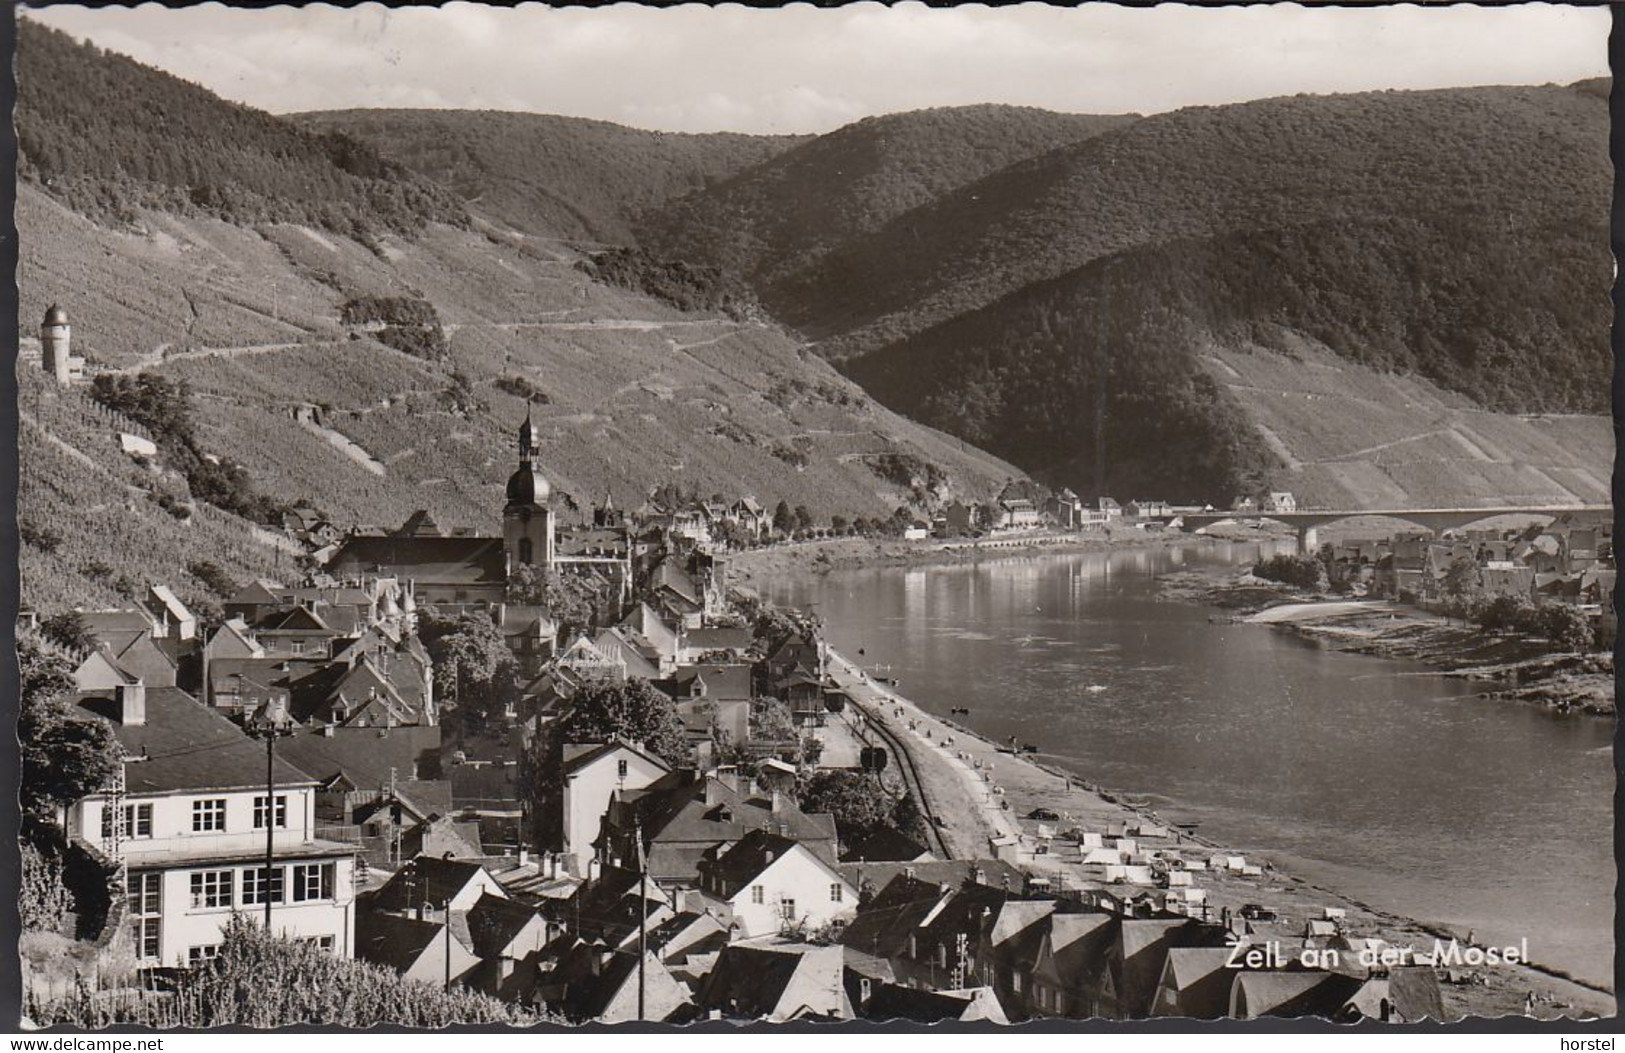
[751, 698, 796, 742]
[18, 639, 120, 820]
[1537, 604, 1594, 653]
[39, 611, 92, 655]
[1443, 557, 1479, 601]
[555, 678, 689, 767]
[794, 505, 814, 532]
[1476, 594, 1535, 634]
[773, 500, 794, 536]
[506, 563, 597, 638]
[416, 608, 519, 725]
[830, 515, 848, 534]
[796, 769, 922, 851]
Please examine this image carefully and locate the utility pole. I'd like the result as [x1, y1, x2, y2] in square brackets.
[636, 819, 647, 1022]
[444, 896, 453, 992]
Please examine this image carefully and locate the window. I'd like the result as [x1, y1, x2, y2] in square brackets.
[128, 873, 161, 961]
[134, 918, 161, 961]
[616, 759, 628, 780]
[303, 935, 336, 952]
[128, 871, 161, 915]
[291, 862, 335, 903]
[751, 885, 764, 905]
[242, 866, 285, 905]
[189, 870, 233, 909]
[829, 883, 843, 903]
[253, 795, 288, 830]
[192, 798, 226, 832]
[101, 803, 153, 841]
[187, 945, 222, 967]
[780, 899, 795, 920]
[518, 538, 534, 564]
[1011, 972, 1023, 994]
[938, 944, 949, 968]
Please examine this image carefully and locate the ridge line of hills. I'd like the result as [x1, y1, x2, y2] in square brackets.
[16, 17, 1612, 616]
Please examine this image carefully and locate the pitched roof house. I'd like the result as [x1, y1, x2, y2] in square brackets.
[697, 830, 858, 938]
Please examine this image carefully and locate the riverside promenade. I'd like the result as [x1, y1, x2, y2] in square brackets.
[822, 646, 1614, 1021]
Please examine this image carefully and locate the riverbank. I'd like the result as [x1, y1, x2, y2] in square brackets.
[823, 646, 1614, 1021]
[1158, 568, 1615, 716]
[730, 523, 1286, 584]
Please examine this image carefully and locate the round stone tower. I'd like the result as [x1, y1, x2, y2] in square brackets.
[40, 304, 71, 385]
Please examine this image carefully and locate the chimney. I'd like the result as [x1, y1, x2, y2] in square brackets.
[587, 858, 602, 883]
[770, 790, 786, 814]
[116, 680, 147, 727]
[974, 868, 987, 886]
[518, 847, 529, 867]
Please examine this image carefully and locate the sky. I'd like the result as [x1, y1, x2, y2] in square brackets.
[25, 3, 1611, 135]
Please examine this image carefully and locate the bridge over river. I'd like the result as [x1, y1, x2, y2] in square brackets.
[1156, 504, 1611, 551]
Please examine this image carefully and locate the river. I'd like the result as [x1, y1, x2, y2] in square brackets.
[762, 540, 1615, 988]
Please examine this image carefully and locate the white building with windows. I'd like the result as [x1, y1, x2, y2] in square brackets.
[697, 831, 857, 938]
[560, 740, 670, 878]
[68, 680, 357, 968]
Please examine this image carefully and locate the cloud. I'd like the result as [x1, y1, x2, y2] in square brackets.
[24, 3, 1609, 134]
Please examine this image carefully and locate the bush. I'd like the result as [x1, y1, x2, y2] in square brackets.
[1252, 553, 1328, 591]
[494, 375, 551, 404]
[20, 520, 62, 553]
[25, 915, 537, 1028]
[90, 373, 287, 525]
[188, 560, 238, 599]
[576, 247, 761, 320]
[19, 842, 73, 934]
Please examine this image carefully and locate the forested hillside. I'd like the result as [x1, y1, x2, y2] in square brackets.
[635, 83, 1609, 504]
[641, 105, 1136, 287]
[291, 109, 807, 245]
[16, 21, 467, 238]
[773, 84, 1608, 378]
[847, 212, 1610, 502]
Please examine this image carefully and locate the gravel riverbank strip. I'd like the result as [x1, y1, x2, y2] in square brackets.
[823, 644, 1615, 1020]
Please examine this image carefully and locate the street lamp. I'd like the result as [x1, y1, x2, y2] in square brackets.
[248, 696, 294, 930]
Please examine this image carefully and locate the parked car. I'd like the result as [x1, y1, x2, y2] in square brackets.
[1027, 808, 1061, 821]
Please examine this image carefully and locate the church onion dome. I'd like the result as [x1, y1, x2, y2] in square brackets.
[43, 304, 68, 327]
[507, 464, 551, 506]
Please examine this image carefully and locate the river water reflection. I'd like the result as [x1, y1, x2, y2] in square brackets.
[762, 541, 1615, 987]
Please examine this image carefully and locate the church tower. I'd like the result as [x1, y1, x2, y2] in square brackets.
[504, 405, 554, 574]
[41, 304, 71, 386]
